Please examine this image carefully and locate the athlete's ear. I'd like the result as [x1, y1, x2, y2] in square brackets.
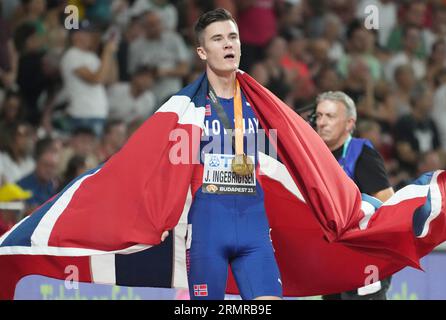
[197, 46, 207, 61]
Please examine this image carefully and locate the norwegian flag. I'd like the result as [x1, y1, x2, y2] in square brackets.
[1, 71, 446, 299]
[205, 104, 211, 116]
[193, 284, 208, 297]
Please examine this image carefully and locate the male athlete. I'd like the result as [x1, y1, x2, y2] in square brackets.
[183, 8, 282, 300]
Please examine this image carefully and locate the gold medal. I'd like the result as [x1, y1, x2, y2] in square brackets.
[231, 80, 254, 176]
[231, 154, 254, 176]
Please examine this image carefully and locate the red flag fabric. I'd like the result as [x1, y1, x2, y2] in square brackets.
[1, 72, 446, 299]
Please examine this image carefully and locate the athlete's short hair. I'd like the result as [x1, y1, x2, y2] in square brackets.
[194, 8, 237, 46]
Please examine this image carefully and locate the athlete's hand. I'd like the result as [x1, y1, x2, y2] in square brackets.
[161, 231, 169, 242]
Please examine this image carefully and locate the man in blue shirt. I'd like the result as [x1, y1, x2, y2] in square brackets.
[315, 91, 394, 300]
[18, 138, 59, 213]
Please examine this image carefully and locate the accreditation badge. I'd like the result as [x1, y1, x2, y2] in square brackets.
[202, 153, 256, 195]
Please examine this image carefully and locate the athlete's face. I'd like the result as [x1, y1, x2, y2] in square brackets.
[196, 20, 241, 76]
[315, 100, 355, 150]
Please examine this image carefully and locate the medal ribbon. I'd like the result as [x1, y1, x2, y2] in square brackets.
[234, 79, 244, 156]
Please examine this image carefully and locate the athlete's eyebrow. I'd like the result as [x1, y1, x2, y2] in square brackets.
[210, 32, 238, 40]
[210, 34, 223, 40]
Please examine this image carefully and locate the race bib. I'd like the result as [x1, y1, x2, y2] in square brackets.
[202, 154, 256, 195]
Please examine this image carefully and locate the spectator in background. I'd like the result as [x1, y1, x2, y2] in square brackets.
[314, 66, 343, 93]
[303, 0, 327, 39]
[117, 16, 144, 82]
[321, 13, 345, 63]
[342, 56, 373, 108]
[250, 37, 293, 103]
[371, 83, 398, 130]
[58, 126, 98, 177]
[60, 19, 118, 137]
[395, 86, 441, 176]
[385, 26, 427, 83]
[327, 0, 358, 29]
[315, 91, 394, 202]
[393, 64, 417, 117]
[45, 0, 67, 23]
[417, 150, 445, 175]
[0, 122, 35, 183]
[337, 20, 382, 83]
[128, 10, 189, 104]
[36, 1, 68, 133]
[237, 0, 280, 72]
[394, 149, 445, 191]
[356, 119, 383, 149]
[110, 0, 132, 29]
[17, 137, 60, 212]
[95, 119, 128, 163]
[42, 0, 68, 75]
[356, 118, 395, 170]
[386, 1, 428, 59]
[130, 0, 179, 32]
[315, 91, 394, 300]
[424, 5, 446, 54]
[83, 0, 112, 28]
[0, 11, 18, 94]
[426, 39, 446, 86]
[0, 91, 23, 123]
[59, 155, 88, 192]
[354, 79, 398, 134]
[14, 22, 48, 125]
[13, 0, 48, 37]
[281, 29, 310, 67]
[432, 68, 446, 149]
[277, 0, 303, 38]
[0, 90, 24, 151]
[39, 57, 67, 136]
[108, 66, 157, 124]
[280, 30, 315, 105]
[308, 38, 332, 78]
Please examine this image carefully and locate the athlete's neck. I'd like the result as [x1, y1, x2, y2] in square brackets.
[207, 68, 236, 99]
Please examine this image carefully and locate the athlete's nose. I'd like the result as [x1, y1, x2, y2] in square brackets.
[224, 38, 233, 49]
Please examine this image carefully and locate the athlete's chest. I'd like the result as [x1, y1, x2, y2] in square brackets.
[201, 95, 260, 137]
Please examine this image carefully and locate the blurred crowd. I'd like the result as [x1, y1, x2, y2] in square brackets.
[1, 0, 446, 233]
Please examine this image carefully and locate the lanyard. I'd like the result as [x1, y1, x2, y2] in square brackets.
[342, 135, 352, 159]
[338, 135, 352, 168]
[207, 80, 244, 155]
[233, 80, 243, 155]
